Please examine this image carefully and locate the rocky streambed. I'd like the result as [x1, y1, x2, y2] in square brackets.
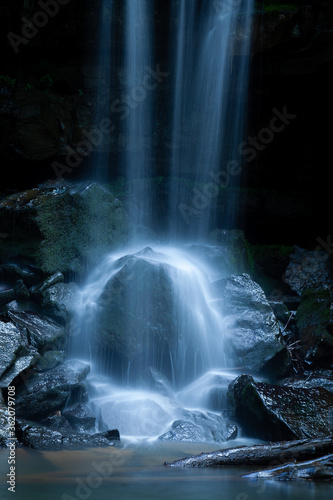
[0, 181, 333, 461]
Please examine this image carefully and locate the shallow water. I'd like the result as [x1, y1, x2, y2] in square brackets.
[1, 440, 332, 500]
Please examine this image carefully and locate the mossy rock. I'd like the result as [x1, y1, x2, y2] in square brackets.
[209, 229, 254, 275]
[0, 182, 132, 275]
[296, 288, 333, 368]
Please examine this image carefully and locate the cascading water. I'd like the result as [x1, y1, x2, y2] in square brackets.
[94, 0, 113, 182]
[123, 0, 154, 230]
[69, 0, 253, 442]
[169, 0, 253, 237]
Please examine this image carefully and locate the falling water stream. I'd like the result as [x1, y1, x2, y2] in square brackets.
[2, 2, 332, 500]
[69, 0, 254, 442]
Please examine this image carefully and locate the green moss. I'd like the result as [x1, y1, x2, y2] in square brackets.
[256, 1, 300, 12]
[297, 288, 331, 332]
[0, 184, 132, 275]
[0, 75, 16, 88]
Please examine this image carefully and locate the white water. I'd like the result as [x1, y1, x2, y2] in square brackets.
[69, 0, 254, 442]
[123, 0, 154, 229]
[169, 0, 253, 237]
[69, 243, 238, 440]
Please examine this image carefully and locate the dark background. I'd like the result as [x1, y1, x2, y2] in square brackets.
[0, 0, 332, 246]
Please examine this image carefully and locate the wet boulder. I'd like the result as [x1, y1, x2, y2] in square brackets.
[159, 410, 237, 443]
[33, 350, 66, 372]
[220, 274, 290, 378]
[228, 374, 333, 441]
[15, 419, 120, 451]
[94, 249, 175, 362]
[30, 271, 64, 299]
[285, 246, 332, 295]
[0, 182, 132, 275]
[41, 282, 80, 322]
[62, 403, 96, 432]
[0, 319, 37, 388]
[0, 393, 10, 448]
[8, 310, 65, 352]
[14, 360, 90, 420]
[282, 369, 333, 394]
[295, 288, 333, 369]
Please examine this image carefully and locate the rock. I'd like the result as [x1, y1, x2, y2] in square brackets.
[202, 229, 253, 275]
[33, 350, 65, 371]
[285, 246, 332, 295]
[41, 282, 79, 322]
[43, 414, 73, 433]
[0, 182, 132, 275]
[14, 360, 90, 420]
[269, 301, 291, 324]
[295, 288, 333, 369]
[282, 370, 333, 394]
[228, 374, 333, 441]
[62, 403, 96, 432]
[94, 249, 175, 361]
[220, 274, 290, 378]
[8, 310, 65, 352]
[0, 263, 42, 287]
[30, 271, 64, 298]
[0, 355, 38, 389]
[0, 404, 10, 448]
[14, 279, 30, 299]
[0, 287, 15, 308]
[165, 436, 333, 468]
[15, 419, 120, 451]
[243, 454, 333, 481]
[0, 319, 31, 383]
[159, 411, 237, 443]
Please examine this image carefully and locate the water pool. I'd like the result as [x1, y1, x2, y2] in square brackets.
[1, 440, 332, 500]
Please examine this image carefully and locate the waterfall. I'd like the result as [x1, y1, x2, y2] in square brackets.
[169, 0, 253, 238]
[69, 0, 254, 441]
[123, 0, 154, 231]
[94, 0, 113, 182]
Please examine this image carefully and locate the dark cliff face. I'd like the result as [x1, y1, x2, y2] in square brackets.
[0, 0, 332, 245]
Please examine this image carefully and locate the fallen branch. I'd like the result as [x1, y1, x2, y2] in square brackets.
[242, 453, 333, 481]
[164, 436, 333, 468]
